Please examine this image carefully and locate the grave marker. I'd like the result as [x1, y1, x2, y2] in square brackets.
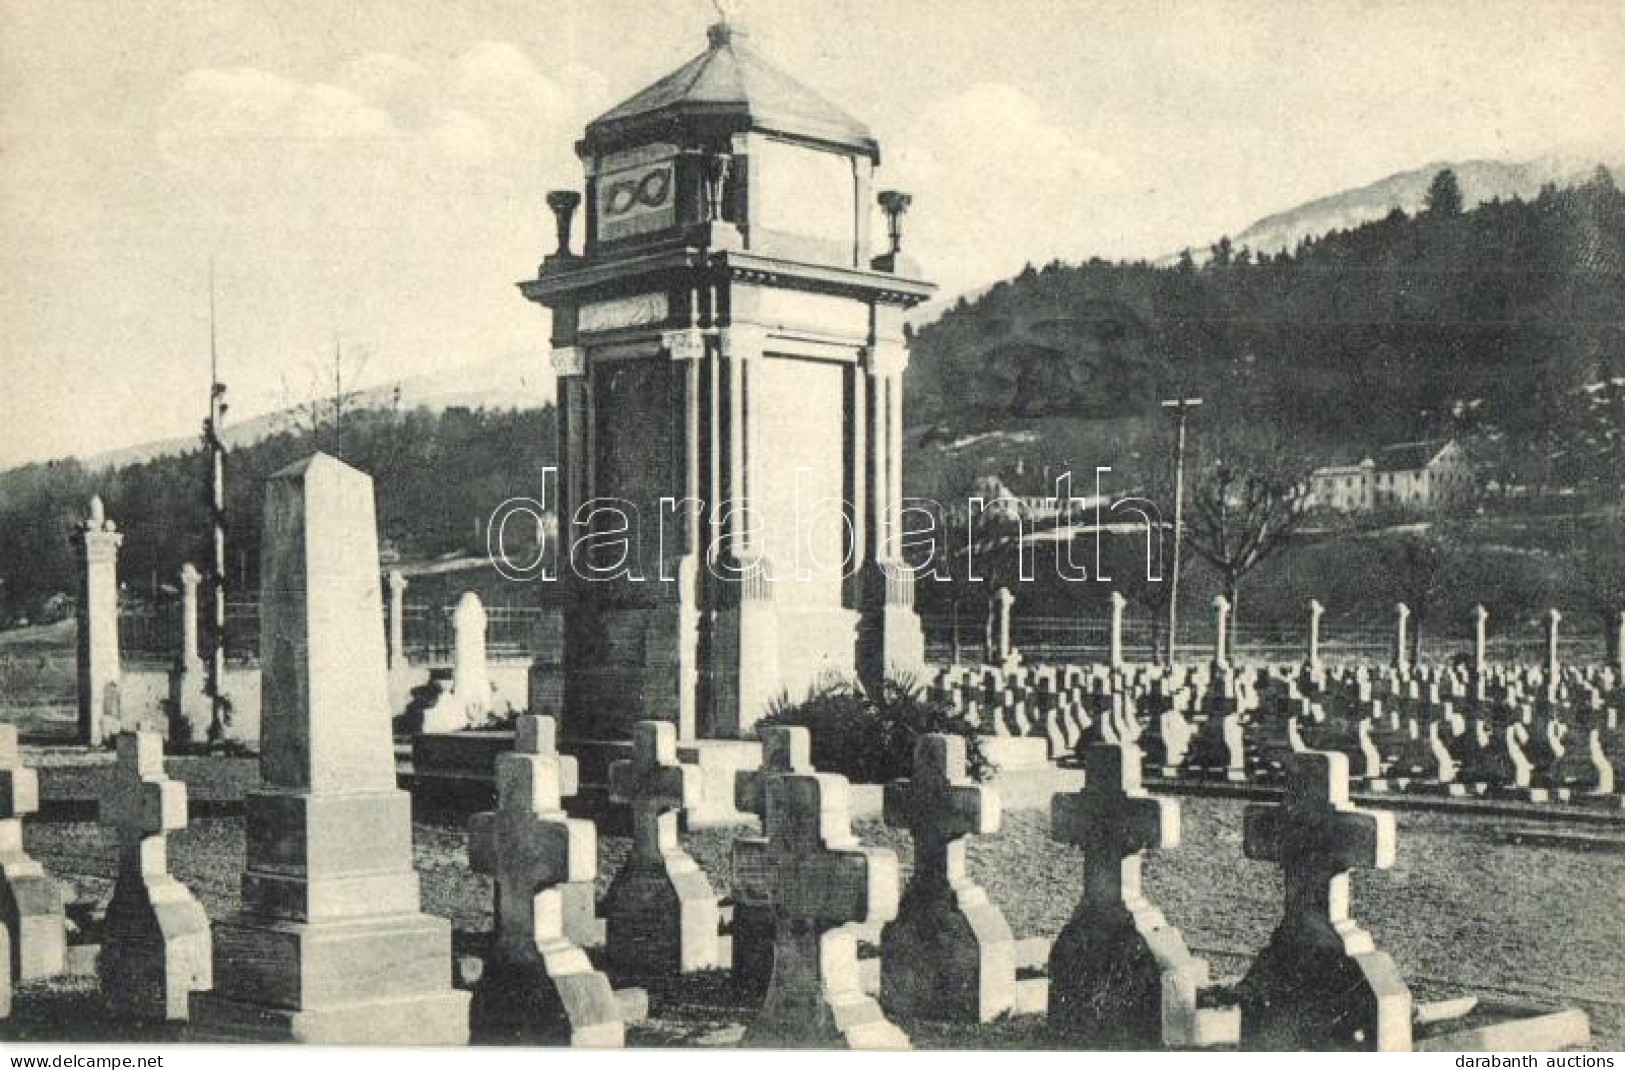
[0, 724, 65, 981]
[604, 720, 721, 975]
[98, 731, 211, 1020]
[468, 715, 623, 1046]
[189, 454, 468, 1043]
[1049, 742, 1214, 1048]
[880, 734, 1016, 1022]
[734, 772, 907, 1048]
[1237, 750, 1410, 1051]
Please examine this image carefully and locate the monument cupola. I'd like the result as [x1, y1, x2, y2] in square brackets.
[521, 14, 933, 747]
[573, 16, 881, 266]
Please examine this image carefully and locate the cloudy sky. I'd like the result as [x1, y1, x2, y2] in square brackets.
[2, 0, 1621, 468]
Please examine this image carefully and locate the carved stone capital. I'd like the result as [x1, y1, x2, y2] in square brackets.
[662, 329, 707, 362]
[550, 345, 586, 378]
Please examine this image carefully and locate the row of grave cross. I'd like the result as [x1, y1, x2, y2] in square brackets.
[0, 713, 1592, 1051]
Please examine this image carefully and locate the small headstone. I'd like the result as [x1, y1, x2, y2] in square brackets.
[1237, 750, 1411, 1051]
[98, 731, 211, 1020]
[880, 734, 1016, 1022]
[735, 772, 907, 1048]
[1049, 741, 1212, 1048]
[0, 724, 66, 981]
[604, 720, 721, 976]
[468, 715, 622, 1046]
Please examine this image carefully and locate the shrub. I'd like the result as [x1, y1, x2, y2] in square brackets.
[761, 673, 992, 784]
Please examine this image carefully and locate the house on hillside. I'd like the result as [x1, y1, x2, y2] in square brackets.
[1307, 438, 1476, 514]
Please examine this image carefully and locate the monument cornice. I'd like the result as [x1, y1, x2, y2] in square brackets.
[717, 251, 936, 308]
[518, 247, 936, 310]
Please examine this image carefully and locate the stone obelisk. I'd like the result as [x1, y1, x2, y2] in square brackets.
[190, 453, 468, 1043]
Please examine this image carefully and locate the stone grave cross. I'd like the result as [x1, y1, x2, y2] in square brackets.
[880, 734, 1014, 1022]
[604, 720, 720, 975]
[0, 724, 65, 981]
[467, 714, 622, 1045]
[1053, 741, 1175, 909]
[468, 721, 592, 962]
[734, 771, 906, 1048]
[98, 730, 211, 1021]
[1048, 741, 1212, 1047]
[730, 725, 813, 994]
[1238, 750, 1410, 1050]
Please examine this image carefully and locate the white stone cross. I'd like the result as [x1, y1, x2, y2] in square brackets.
[734, 770, 905, 1047]
[468, 718, 594, 963]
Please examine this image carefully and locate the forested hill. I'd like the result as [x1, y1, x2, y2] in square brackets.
[906, 168, 1625, 477]
[0, 406, 556, 623]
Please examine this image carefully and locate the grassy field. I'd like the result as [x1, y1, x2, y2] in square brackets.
[5, 755, 1622, 1048]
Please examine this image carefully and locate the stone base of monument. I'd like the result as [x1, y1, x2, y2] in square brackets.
[189, 912, 470, 1044]
[1412, 999, 1590, 1052]
[677, 740, 764, 827]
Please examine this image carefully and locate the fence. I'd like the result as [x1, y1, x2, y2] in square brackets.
[118, 598, 557, 667]
[920, 612, 1611, 669]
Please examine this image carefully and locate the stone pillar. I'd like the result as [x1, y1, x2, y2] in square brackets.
[1306, 599, 1324, 671]
[990, 587, 1016, 667]
[0, 724, 66, 980]
[1544, 608, 1562, 703]
[169, 564, 212, 745]
[1212, 596, 1231, 670]
[179, 564, 201, 663]
[1393, 603, 1411, 674]
[98, 731, 211, 1020]
[1614, 609, 1625, 679]
[1472, 604, 1489, 679]
[711, 325, 781, 738]
[1108, 591, 1127, 670]
[386, 570, 407, 670]
[190, 453, 468, 1043]
[856, 325, 925, 691]
[70, 496, 123, 746]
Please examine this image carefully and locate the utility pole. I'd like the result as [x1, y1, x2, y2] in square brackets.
[203, 263, 230, 740]
[1161, 396, 1202, 666]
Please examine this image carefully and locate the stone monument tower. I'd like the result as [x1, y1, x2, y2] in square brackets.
[522, 16, 934, 743]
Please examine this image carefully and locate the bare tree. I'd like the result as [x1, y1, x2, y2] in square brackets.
[281, 341, 391, 461]
[1183, 434, 1308, 628]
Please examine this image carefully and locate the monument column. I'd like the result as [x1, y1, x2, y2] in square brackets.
[857, 311, 925, 689]
[70, 496, 123, 746]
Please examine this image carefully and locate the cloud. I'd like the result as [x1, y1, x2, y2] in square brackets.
[886, 83, 1125, 298]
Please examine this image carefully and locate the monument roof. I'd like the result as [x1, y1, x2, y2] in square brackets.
[584, 21, 879, 160]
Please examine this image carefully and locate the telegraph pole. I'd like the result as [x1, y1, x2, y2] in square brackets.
[1161, 396, 1202, 665]
[203, 264, 229, 740]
